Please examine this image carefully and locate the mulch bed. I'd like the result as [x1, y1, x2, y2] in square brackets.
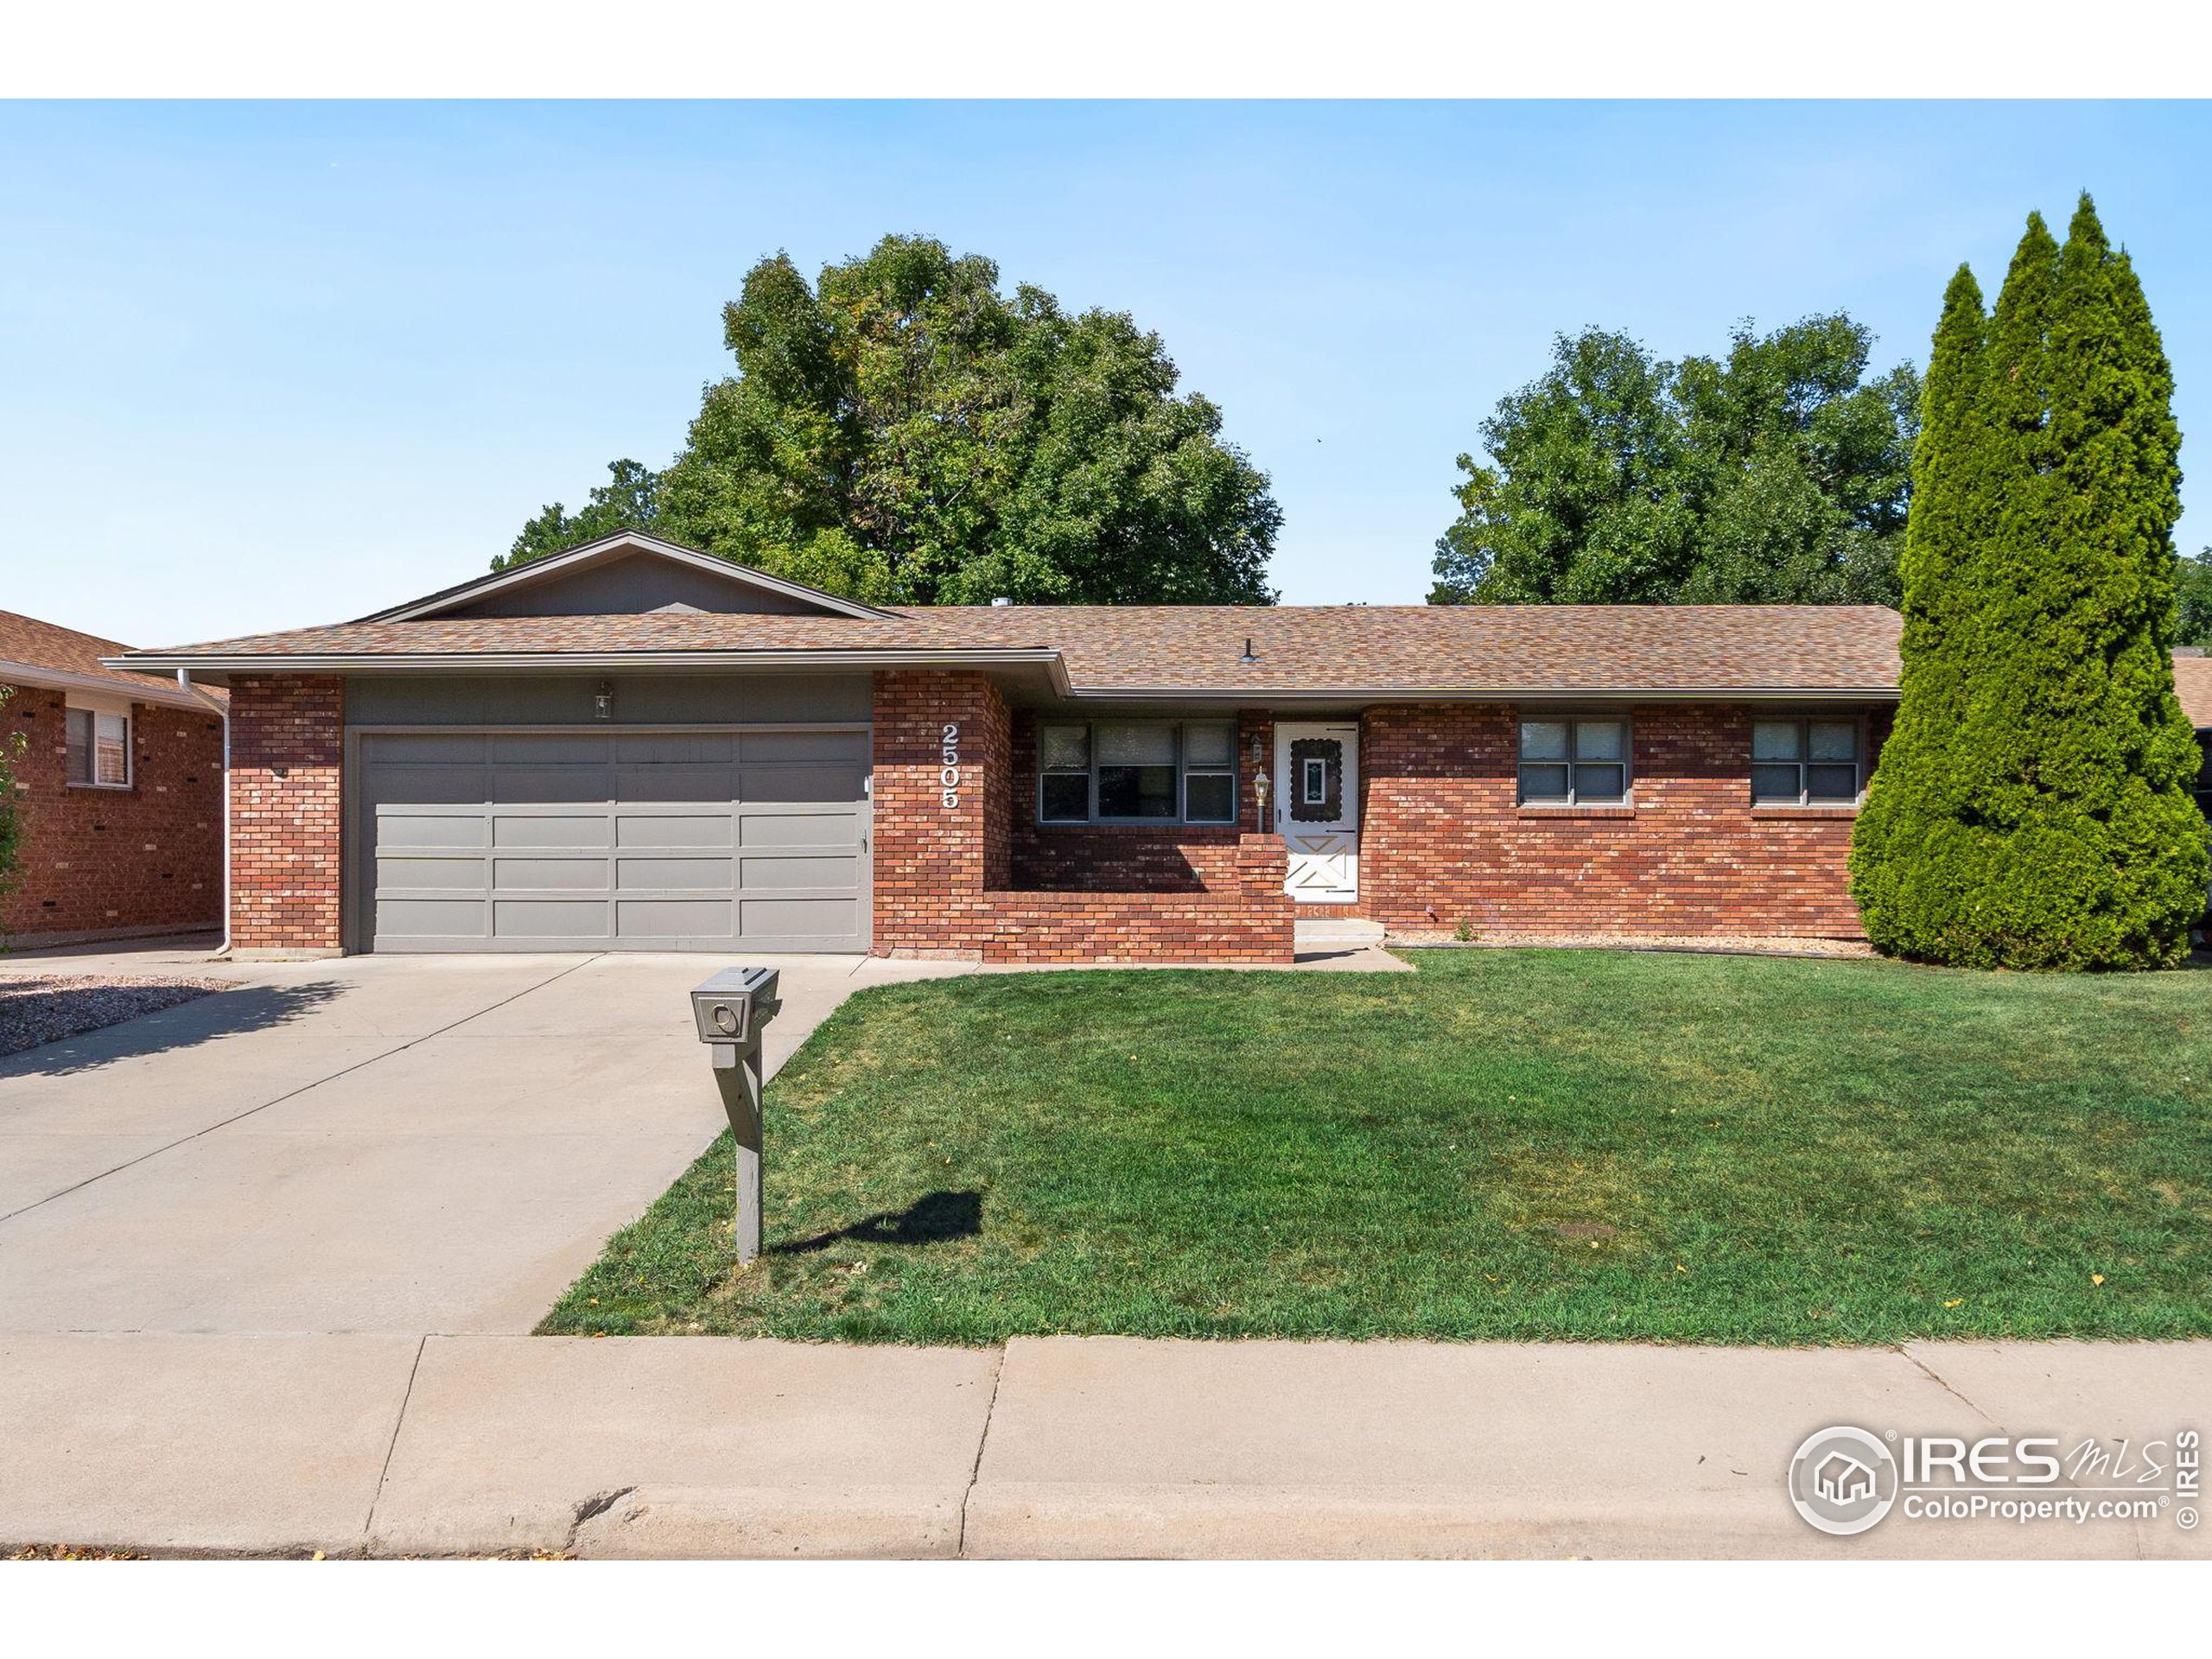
[0, 974, 228, 1058]
[1385, 929, 1874, 959]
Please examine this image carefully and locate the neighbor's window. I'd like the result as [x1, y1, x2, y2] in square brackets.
[1751, 717, 1863, 806]
[1037, 721, 1237, 824]
[65, 706, 130, 788]
[1517, 718, 1629, 805]
[2194, 731, 2212, 821]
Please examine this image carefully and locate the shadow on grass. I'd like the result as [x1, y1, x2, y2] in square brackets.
[0, 980, 349, 1077]
[779, 1189, 983, 1255]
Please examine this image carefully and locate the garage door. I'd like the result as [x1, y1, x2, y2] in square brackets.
[357, 728, 870, 951]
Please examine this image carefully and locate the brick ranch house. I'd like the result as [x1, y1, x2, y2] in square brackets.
[102, 530, 2038, 965]
[2, 609, 226, 947]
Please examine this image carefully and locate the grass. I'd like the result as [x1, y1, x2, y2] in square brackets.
[539, 949, 2212, 1345]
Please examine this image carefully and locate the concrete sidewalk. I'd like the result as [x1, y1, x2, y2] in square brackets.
[2, 1332, 2202, 1559]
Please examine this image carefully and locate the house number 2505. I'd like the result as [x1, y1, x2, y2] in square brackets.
[940, 722, 961, 809]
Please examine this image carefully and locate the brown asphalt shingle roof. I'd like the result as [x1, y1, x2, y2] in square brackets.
[0, 608, 222, 705]
[2173, 657, 2212, 727]
[119, 604, 1907, 697]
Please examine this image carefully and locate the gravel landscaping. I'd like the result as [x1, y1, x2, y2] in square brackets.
[0, 974, 227, 1058]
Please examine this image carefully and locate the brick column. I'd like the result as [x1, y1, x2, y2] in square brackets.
[871, 670, 1011, 957]
[229, 674, 345, 956]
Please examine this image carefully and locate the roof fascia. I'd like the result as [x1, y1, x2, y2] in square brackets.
[1056, 686, 1902, 704]
[103, 648, 1076, 696]
[3, 658, 216, 711]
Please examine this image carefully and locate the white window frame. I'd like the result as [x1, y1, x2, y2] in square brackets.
[1751, 714, 1866, 807]
[1037, 719, 1240, 826]
[64, 697, 133, 790]
[1516, 714, 1632, 806]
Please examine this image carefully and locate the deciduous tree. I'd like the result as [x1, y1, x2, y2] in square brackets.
[1430, 317, 1917, 605]
[507, 237, 1279, 606]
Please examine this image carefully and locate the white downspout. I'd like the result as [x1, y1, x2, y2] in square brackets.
[180, 668, 231, 957]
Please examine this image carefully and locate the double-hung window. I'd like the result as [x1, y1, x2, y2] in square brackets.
[65, 704, 130, 788]
[1038, 720, 1238, 824]
[1751, 717, 1863, 805]
[1517, 717, 1629, 805]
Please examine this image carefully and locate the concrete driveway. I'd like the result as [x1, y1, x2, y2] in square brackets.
[0, 945, 964, 1335]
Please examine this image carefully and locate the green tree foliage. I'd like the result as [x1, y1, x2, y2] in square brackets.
[1430, 317, 1919, 605]
[0, 688, 23, 911]
[505, 236, 1280, 606]
[2172, 549, 2212, 646]
[504, 460, 663, 569]
[1849, 198, 2208, 969]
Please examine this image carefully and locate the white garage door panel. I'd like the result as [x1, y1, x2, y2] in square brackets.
[359, 727, 869, 952]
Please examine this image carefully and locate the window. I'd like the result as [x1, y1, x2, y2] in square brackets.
[1038, 720, 1237, 824]
[1039, 723, 1091, 822]
[1180, 721, 1237, 823]
[65, 705, 130, 788]
[1517, 717, 1629, 805]
[2194, 731, 2212, 821]
[1751, 717, 1863, 805]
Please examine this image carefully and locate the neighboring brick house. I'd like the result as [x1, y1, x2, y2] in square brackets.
[112, 531, 1916, 963]
[1, 610, 226, 947]
[2171, 653, 2212, 828]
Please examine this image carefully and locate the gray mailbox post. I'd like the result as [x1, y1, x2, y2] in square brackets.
[690, 966, 782, 1264]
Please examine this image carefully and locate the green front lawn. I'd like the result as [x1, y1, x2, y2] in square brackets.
[541, 950, 2212, 1345]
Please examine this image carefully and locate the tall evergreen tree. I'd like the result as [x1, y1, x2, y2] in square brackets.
[1850, 199, 2207, 969]
[1848, 264, 1990, 948]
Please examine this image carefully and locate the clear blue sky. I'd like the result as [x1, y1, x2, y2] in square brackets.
[3, 100, 2208, 646]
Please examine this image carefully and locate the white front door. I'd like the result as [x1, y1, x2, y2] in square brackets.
[1274, 721, 1359, 904]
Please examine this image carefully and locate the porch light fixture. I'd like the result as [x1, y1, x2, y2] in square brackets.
[594, 680, 614, 721]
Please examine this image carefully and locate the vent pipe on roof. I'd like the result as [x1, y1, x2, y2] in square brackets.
[1239, 637, 1259, 664]
[990, 596, 1014, 607]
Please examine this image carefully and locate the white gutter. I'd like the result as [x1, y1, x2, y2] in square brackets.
[176, 668, 232, 958]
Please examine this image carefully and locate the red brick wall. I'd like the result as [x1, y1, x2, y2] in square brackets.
[873, 675, 1294, 962]
[981, 836, 1292, 963]
[228, 674, 345, 955]
[1008, 707, 1274, 891]
[0, 685, 224, 944]
[1358, 702, 1889, 939]
[873, 670, 1013, 955]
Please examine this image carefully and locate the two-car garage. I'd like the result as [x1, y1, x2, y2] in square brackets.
[353, 725, 872, 952]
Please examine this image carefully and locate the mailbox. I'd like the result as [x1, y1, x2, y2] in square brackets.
[690, 967, 784, 1265]
[691, 966, 780, 1047]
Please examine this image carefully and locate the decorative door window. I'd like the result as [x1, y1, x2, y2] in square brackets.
[1288, 737, 1343, 822]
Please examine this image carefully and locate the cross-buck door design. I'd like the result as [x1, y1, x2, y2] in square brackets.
[1273, 721, 1359, 904]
